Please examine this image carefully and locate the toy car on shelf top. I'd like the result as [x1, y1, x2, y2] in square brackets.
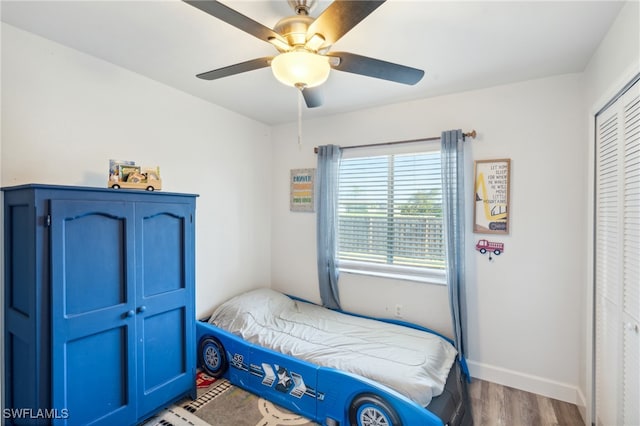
[108, 162, 162, 191]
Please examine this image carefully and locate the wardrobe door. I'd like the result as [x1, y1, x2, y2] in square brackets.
[50, 199, 137, 426]
[594, 78, 640, 426]
[134, 201, 195, 418]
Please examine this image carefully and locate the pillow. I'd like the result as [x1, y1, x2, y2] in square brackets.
[208, 288, 294, 328]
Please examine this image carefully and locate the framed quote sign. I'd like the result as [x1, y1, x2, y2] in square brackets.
[473, 159, 510, 234]
[290, 168, 315, 212]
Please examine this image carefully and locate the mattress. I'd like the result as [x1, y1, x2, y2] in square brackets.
[208, 288, 457, 407]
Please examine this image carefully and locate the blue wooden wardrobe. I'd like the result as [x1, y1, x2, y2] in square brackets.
[3, 184, 197, 425]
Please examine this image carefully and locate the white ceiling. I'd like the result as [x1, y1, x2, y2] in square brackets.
[0, 0, 625, 125]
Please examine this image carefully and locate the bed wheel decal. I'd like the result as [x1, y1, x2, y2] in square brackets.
[348, 393, 401, 426]
[198, 336, 228, 378]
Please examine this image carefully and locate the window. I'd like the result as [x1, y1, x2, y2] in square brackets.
[337, 144, 446, 284]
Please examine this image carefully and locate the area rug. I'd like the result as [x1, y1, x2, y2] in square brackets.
[145, 378, 319, 426]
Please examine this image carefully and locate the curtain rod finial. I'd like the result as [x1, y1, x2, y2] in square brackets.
[464, 130, 477, 140]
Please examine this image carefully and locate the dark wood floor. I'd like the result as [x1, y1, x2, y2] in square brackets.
[469, 379, 584, 426]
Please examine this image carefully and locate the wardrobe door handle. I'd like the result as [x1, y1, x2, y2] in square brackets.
[125, 310, 135, 318]
[137, 306, 147, 314]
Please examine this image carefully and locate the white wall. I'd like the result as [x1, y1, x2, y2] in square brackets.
[272, 4, 640, 417]
[581, 1, 640, 424]
[1, 23, 273, 317]
[271, 73, 587, 405]
[0, 25, 274, 412]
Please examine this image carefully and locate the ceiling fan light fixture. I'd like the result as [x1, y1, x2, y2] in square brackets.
[271, 50, 330, 89]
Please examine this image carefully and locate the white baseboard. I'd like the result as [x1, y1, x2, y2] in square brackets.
[467, 360, 585, 408]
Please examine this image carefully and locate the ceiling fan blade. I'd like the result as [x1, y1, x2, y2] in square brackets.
[328, 51, 424, 85]
[307, 1, 385, 46]
[183, 0, 288, 46]
[301, 86, 324, 108]
[196, 57, 273, 80]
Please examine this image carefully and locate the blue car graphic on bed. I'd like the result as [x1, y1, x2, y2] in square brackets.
[196, 321, 447, 426]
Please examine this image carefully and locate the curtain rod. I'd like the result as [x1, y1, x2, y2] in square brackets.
[313, 130, 476, 154]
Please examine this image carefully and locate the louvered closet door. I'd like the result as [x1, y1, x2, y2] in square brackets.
[595, 107, 621, 426]
[595, 78, 640, 426]
[621, 82, 640, 426]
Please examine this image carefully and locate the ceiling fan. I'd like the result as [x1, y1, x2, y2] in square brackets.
[183, 0, 425, 108]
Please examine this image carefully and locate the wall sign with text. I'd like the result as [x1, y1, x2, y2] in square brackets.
[473, 159, 510, 234]
[290, 168, 315, 212]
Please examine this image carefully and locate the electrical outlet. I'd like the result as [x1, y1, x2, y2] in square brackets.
[395, 304, 402, 318]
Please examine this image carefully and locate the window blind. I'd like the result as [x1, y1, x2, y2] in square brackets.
[337, 151, 445, 271]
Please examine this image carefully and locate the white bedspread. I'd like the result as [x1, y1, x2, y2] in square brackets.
[209, 288, 457, 407]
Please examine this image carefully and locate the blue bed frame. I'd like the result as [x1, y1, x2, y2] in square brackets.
[196, 304, 470, 426]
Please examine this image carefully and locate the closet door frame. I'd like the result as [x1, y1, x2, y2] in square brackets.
[592, 73, 640, 426]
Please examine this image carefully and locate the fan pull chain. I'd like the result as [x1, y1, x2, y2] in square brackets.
[297, 88, 303, 149]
